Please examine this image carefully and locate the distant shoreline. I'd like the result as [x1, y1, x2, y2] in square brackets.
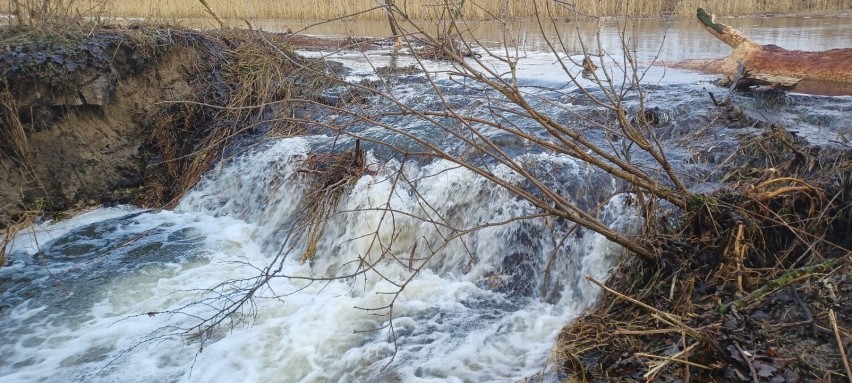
[2, 0, 851, 23]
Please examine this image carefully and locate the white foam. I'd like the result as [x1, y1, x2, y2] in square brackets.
[4, 205, 143, 256]
[0, 50, 643, 382]
[0, 138, 630, 382]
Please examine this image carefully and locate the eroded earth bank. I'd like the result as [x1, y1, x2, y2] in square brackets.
[0, 26, 339, 229]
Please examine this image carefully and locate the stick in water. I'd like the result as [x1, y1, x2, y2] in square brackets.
[197, 0, 228, 29]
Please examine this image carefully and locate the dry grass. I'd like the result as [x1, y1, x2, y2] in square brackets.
[553, 119, 852, 381]
[3, 0, 110, 25]
[142, 29, 333, 206]
[0, 92, 29, 162]
[0, 213, 37, 267]
[295, 141, 368, 261]
[0, 92, 41, 256]
[4, 0, 849, 21]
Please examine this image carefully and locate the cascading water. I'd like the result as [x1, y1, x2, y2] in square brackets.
[0, 39, 652, 382]
[3, 15, 852, 382]
[0, 132, 635, 382]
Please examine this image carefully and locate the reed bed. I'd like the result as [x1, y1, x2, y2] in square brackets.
[5, 0, 849, 21]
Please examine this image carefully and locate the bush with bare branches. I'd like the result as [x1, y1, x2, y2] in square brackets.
[169, 1, 851, 380]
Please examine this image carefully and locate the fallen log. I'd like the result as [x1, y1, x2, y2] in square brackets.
[676, 8, 852, 94]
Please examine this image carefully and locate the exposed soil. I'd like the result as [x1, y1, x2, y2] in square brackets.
[0, 25, 339, 230]
[1, 28, 193, 225]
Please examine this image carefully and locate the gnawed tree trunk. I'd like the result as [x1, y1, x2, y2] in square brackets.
[11, 0, 27, 26]
[678, 8, 852, 94]
[197, 0, 228, 29]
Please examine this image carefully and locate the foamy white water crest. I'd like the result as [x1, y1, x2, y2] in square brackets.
[0, 134, 633, 382]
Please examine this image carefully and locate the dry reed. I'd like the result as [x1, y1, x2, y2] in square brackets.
[295, 140, 367, 261]
[145, 29, 327, 206]
[3, 0, 110, 25]
[5, 0, 849, 21]
[0, 92, 29, 161]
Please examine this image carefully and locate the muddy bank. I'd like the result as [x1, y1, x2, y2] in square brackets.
[0, 25, 339, 229]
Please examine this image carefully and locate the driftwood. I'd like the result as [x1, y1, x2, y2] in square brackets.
[677, 8, 852, 94]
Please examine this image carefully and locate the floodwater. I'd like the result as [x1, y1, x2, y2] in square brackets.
[2, 15, 851, 383]
[213, 14, 852, 95]
[220, 14, 852, 59]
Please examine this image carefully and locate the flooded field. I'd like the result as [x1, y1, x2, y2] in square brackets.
[218, 15, 852, 57]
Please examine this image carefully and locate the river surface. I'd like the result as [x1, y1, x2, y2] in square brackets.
[255, 14, 852, 52]
[2, 16, 851, 383]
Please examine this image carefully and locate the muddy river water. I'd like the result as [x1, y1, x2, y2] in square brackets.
[1, 15, 851, 383]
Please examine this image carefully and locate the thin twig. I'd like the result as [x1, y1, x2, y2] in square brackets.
[614, 328, 683, 335]
[196, 0, 228, 29]
[635, 352, 710, 370]
[639, 342, 705, 380]
[788, 284, 816, 337]
[721, 61, 746, 105]
[829, 309, 852, 383]
[734, 341, 759, 383]
[682, 332, 691, 383]
[586, 275, 702, 340]
[721, 257, 847, 313]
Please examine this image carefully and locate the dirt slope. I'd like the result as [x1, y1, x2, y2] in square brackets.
[0, 26, 332, 228]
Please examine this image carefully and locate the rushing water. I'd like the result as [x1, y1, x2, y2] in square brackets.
[0, 139, 633, 382]
[2, 16, 851, 383]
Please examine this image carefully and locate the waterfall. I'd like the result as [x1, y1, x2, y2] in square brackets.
[3, 16, 850, 382]
[0, 135, 634, 382]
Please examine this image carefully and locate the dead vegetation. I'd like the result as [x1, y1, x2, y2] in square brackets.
[554, 123, 852, 382]
[157, 3, 851, 379]
[17, 0, 851, 20]
[4, 0, 110, 27]
[2, 2, 850, 381]
[0, 24, 339, 257]
[139, 28, 338, 206]
[295, 139, 368, 261]
[349, 2, 852, 380]
[0, 91, 30, 174]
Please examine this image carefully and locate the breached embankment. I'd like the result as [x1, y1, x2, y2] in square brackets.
[2, 21, 851, 383]
[0, 25, 342, 231]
